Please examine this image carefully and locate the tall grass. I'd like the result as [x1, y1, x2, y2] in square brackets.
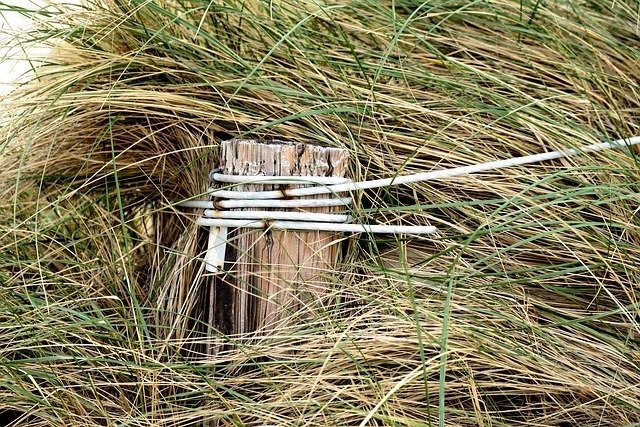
[0, 0, 639, 425]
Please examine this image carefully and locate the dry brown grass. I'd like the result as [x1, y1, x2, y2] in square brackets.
[0, 0, 639, 425]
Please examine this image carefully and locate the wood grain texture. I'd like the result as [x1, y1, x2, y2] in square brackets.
[212, 139, 349, 337]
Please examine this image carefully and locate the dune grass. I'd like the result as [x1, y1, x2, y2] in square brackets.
[0, 0, 639, 425]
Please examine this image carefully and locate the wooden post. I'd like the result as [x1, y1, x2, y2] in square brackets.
[211, 139, 349, 337]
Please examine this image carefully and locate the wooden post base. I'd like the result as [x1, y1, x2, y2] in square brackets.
[210, 139, 349, 337]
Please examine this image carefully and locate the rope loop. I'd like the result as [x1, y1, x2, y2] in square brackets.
[176, 135, 640, 272]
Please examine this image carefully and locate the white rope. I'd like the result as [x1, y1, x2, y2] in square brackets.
[202, 209, 353, 223]
[209, 136, 640, 199]
[196, 218, 437, 234]
[207, 174, 351, 185]
[176, 135, 640, 272]
[179, 197, 352, 209]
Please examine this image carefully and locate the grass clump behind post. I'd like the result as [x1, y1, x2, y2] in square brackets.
[0, 0, 639, 425]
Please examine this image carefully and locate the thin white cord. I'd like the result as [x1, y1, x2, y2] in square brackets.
[202, 209, 353, 223]
[209, 175, 351, 185]
[196, 218, 437, 234]
[209, 136, 640, 200]
[176, 134, 640, 272]
[179, 197, 352, 209]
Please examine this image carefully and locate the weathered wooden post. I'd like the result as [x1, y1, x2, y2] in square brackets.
[209, 139, 349, 338]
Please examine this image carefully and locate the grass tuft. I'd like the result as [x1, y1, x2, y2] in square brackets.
[0, 0, 639, 425]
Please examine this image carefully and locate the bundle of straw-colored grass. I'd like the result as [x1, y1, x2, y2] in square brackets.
[1, 0, 639, 425]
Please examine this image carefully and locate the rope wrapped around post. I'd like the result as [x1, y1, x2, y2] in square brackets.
[177, 135, 640, 273]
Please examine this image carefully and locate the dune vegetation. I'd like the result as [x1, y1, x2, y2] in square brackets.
[0, 0, 639, 425]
